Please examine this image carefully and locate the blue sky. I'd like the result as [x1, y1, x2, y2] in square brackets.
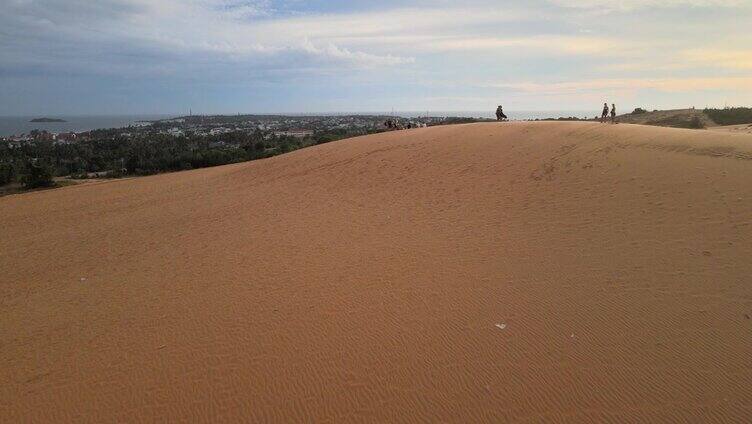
[1, 0, 751, 115]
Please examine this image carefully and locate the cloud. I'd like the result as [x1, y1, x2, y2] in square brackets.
[487, 77, 752, 94]
[1, 0, 751, 114]
[2, 0, 742, 75]
[0, 0, 420, 74]
[428, 36, 629, 55]
[681, 49, 752, 70]
[550, 0, 747, 11]
[299, 39, 413, 68]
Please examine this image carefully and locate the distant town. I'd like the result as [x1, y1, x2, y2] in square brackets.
[1, 114, 477, 145]
[0, 114, 485, 194]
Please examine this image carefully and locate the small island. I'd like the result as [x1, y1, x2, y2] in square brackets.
[29, 117, 67, 123]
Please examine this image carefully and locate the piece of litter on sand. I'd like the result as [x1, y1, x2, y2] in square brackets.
[495, 323, 507, 330]
[570, 333, 575, 338]
[157, 345, 167, 350]
[80, 277, 87, 282]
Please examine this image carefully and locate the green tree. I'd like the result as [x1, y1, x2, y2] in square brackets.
[0, 162, 15, 185]
[23, 162, 54, 188]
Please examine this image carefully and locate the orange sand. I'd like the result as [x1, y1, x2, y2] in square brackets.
[2, 122, 751, 422]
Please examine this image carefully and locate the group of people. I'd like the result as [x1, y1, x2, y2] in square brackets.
[384, 119, 399, 130]
[494, 104, 618, 123]
[601, 103, 617, 123]
[384, 119, 425, 130]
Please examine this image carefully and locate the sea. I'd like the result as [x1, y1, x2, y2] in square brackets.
[0, 115, 175, 137]
[0, 111, 592, 137]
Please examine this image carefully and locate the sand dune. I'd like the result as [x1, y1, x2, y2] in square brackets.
[2, 122, 752, 422]
[709, 123, 752, 135]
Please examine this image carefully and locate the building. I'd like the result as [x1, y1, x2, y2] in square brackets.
[274, 130, 313, 138]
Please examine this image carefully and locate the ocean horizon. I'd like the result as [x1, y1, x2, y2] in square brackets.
[0, 115, 176, 138]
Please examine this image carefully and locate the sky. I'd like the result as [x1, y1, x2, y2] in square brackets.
[1, 0, 751, 116]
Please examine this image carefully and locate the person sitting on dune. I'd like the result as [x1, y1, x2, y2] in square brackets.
[496, 105, 508, 121]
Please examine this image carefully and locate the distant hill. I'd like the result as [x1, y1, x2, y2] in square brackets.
[618, 107, 752, 129]
[703, 107, 752, 126]
[617, 108, 713, 129]
[29, 117, 66, 123]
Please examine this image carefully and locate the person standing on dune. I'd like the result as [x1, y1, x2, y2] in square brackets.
[611, 104, 617, 123]
[601, 103, 609, 123]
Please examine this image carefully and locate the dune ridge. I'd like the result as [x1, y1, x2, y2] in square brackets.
[2, 122, 752, 422]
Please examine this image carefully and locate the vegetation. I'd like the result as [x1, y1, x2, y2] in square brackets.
[22, 162, 55, 188]
[0, 162, 13, 185]
[632, 108, 648, 115]
[311, 127, 384, 145]
[644, 113, 706, 129]
[688, 116, 705, 129]
[703, 107, 752, 126]
[0, 128, 375, 193]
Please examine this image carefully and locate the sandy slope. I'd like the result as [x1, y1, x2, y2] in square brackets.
[2, 122, 751, 422]
[709, 123, 752, 135]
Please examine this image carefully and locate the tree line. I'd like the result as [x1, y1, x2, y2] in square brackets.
[1, 128, 373, 189]
[703, 108, 752, 126]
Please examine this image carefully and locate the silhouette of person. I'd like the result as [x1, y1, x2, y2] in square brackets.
[496, 105, 508, 121]
[610, 104, 617, 123]
[601, 103, 609, 123]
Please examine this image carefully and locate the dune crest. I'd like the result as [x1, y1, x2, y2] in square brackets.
[2, 122, 751, 422]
